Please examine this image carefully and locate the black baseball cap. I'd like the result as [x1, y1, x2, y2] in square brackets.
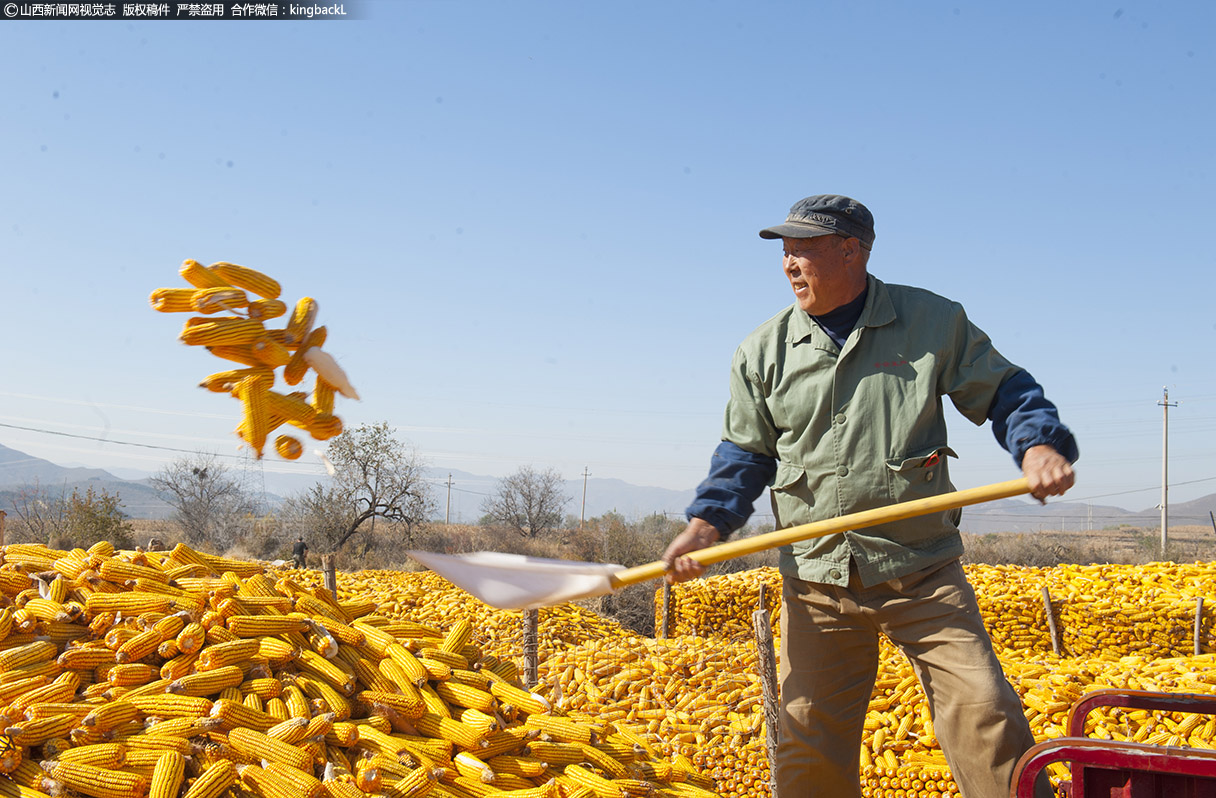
[759, 194, 875, 250]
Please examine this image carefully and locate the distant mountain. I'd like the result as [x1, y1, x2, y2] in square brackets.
[0, 443, 175, 519]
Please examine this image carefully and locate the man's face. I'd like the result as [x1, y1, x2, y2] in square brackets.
[782, 235, 866, 315]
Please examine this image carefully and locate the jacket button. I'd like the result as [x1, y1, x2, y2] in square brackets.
[834, 413, 846, 425]
[925, 470, 934, 482]
[836, 465, 848, 477]
[829, 569, 842, 580]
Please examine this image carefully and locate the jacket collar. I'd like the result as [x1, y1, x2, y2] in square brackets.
[786, 274, 896, 346]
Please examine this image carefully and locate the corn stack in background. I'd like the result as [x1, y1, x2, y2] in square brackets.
[149, 260, 359, 460]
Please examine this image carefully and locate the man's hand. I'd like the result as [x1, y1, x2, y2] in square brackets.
[661, 518, 722, 584]
[1022, 444, 1075, 502]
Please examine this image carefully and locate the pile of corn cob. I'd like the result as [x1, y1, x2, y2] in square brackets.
[150, 260, 358, 460]
[0, 541, 720, 798]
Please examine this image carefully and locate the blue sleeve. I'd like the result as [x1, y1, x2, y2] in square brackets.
[685, 440, 777, 537]
[988, 369, 1080, 466]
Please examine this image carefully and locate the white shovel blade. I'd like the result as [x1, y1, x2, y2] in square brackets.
[407, 550, 624, 610]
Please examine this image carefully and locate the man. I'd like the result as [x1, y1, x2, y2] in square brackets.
[293, 536, 309, 568]
[662, 195, 1077, 798]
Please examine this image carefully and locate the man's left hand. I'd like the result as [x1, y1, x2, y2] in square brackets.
[1022, 444, 1075, 502]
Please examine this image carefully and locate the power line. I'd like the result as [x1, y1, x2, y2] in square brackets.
[0, 421, 244, 458]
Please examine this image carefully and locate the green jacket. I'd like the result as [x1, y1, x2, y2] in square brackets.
[724, 275, 1021, 587]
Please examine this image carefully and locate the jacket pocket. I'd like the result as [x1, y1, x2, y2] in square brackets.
[771, 461, 814, 527]
[885, 445, 957, 504]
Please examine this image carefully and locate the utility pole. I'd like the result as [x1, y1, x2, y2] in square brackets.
[1159, 387, 1178, 559]
[580, 467, 591, 529]
[445, 474, 453, 525]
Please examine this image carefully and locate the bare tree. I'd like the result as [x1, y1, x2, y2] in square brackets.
[482, 465, 569, 538]
[295, 422, 435, 553]
[149, 453, 256, 551]
[8, 482, 133, 550]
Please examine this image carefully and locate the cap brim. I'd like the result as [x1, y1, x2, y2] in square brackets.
[758, 222, 837, 240]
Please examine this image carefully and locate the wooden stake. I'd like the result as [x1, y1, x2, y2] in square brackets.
[322, 554, 337, 594]
[0, 510, 5, 548]
[1196, 596, 1205, 657]
[660, 582, 671, 640]
[522, 608, 539, 688]
[1041, 586, 1061, 656]
[752, 582, 780, 798]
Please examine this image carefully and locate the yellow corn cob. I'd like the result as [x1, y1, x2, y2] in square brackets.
[433, 682, 497, 715]
[116, 629, 163, 664]
[385, 644, 430, 688]
[210, 262, 282, 300]
[488, 682, 551, 716]
[240, 677, 284, 701]
[86, 594, 172, 615]
[55, 743, 127, 768]
[10, 672, 80, 712]
[19, 598, 71, 624]
[148, 751, 185, 798]
[251, 334, 293, 368]
[311, 378, 336, 416]
[524, 742, 585, 766]
[0, 737, 20, 775]
[234, 374, 274, 456]
[412, 713, 487, 752]
[209, 697, 280, 732]
[179, 259, 230, 289]
[0, 641, 57, 672]
[101, 559, 169, 588]
[320, 782, 363, 798]
[295, 675, 353, 720]
[325, 721, 359, 747]
[45, 760, 149, 798]
[358, 690, 427, 720]
[128, 694, 214, 718]
[453, 752, 497, 785]
[170, 661, 245, 695]
[354, 763, 382, 793]
[108, 663, 158, 687]
[197, 637, 261, 669]
[207, 344, 264, 368]
[174, 622, 206, 654]
[200, 366, 276, 393]
[266, 717, 311, 745]
[149, 288, 198, 313]
[82, 700, 138, 732]
[576, 744, 627, 779]
[122, 737, 191, 756]
[181, 760, 237, 798]
[560, 764, 623, 798]
[274, 435, 304, 460]
[383, 767, 438, 798]
[247, 298, 289, 321]
[285, 297, 318, 346]
[306, 413, 344, 441]
[283, 326, 328, 386]
[239, 763, 321, 798]
[191, 286, 249, 314]
[296, 650, 356, 695]
[438, 620, 473, 656]
[180, 317, 265, 346]
[265, 762, 324, 798]
[227, 727, 313, 772]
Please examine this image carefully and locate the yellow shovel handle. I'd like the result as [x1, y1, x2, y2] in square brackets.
[610, 477, 1031, 589]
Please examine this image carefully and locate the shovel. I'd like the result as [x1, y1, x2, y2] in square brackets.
[408, 477, 1031, 610]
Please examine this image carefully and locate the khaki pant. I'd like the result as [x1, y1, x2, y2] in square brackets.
[776, 559, 1050, 798]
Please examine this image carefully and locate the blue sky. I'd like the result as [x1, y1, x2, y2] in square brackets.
[2, 1, 1214, 520]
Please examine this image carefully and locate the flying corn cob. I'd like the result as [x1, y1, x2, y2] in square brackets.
[148, 287, 201, 315]
[180, 317, 265, 347]
[211, 262, 282, 300]
[192, 286, 250, 314]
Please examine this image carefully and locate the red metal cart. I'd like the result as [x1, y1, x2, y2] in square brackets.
[1012, 688, 1216, 797]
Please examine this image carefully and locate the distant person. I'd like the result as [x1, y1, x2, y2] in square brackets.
[147, 537, 164, 552]
[661, 194, 1077, 798]
[293, 536, 309, 568]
